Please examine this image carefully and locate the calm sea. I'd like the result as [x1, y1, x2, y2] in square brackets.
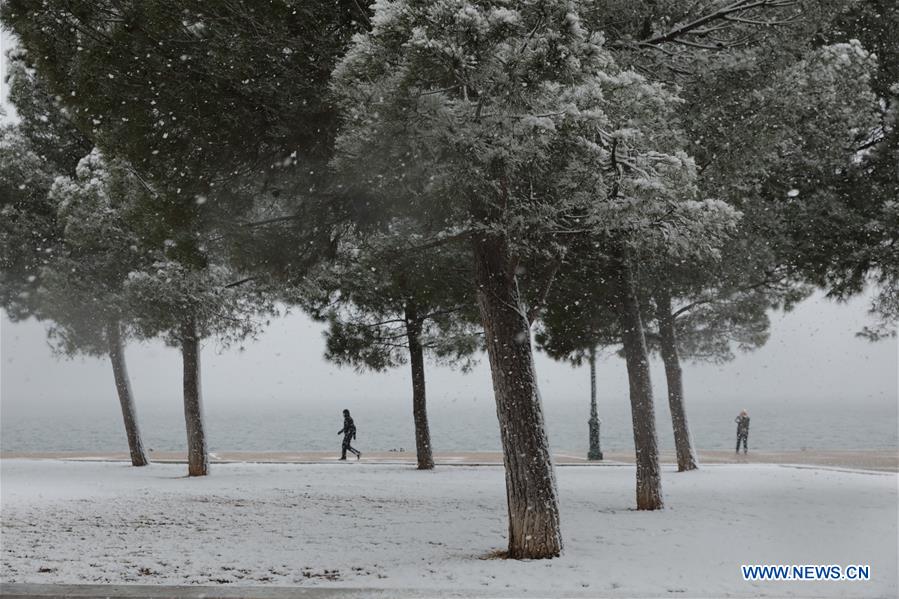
[2, 395, 896, 454]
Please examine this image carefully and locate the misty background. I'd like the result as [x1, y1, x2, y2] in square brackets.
[2, 290, 897, 453]
[0, 30, 896, 454]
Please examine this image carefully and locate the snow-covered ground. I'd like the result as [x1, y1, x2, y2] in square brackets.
[1, 459, 895, 597]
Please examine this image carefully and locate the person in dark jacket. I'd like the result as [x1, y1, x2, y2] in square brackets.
[338, 409, 361, 460]
[735, 409, 750, 454]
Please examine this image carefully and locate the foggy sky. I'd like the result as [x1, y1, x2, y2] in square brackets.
[0, 30, 895, 420]
[2, 291, 896, 418]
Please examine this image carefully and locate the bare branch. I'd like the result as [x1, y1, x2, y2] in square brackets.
[223, 276, 256, 289]
[639, 0, 798, 48]
[671, 271, 786, 319]
[342, 317, 409, 329]
[241, 214, 301, 228]
[527, 252, 565, 325]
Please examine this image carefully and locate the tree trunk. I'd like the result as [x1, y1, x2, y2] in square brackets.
[612, 243, 663, 510]
[404, 303, 434, 470]
[181, 314, 208, 477]
[656, 289, 699, 472]
[587, 346, 603, 460]
[472, 233, 562, 559]
[106, 321, 149, 467]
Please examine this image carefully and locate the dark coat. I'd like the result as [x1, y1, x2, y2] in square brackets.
[339, 415, 356, 440]
[735, 415, 750, 436]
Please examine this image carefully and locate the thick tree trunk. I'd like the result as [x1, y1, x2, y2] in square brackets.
[181, 314, 208, 477]
[404, 303, 434, 470]
[472, 233, 562, 559]
[106, 321, 149, 467]
[656, 289, 699, 472]
[587, 347, 603, 460]
[612, 243, 663, 510]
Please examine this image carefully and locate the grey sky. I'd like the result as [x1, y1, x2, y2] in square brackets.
[2, 290, 896, 417]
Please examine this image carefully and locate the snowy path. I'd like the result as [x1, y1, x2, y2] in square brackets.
[3, 449, 896, 471]
[1, 460, 895, 597]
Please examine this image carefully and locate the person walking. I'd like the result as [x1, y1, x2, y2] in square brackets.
[735, 409, 750, 454]
[338, 409, 361, 460]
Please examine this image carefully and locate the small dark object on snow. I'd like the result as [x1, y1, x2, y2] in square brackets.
[338, 409, 361, 460]
[735, 410, 750, 454]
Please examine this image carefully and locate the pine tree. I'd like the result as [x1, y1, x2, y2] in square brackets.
[305, 222, 480, 470]
[580, 0, 892, 469]
[0, 61, 150, 466]
[37, 150, 160, 467]
[124, 238, 274, 477]
[329, 0, 734, 544]
[1, 1, 372, 280]
[2, 7, 291, 477]
[535, 241, 620, 462]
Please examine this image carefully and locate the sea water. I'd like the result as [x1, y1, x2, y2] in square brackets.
[2, 394, 896, 454]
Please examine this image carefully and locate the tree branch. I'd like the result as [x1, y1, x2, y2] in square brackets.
[671, 271, 786, 319]
[223, 276, 256, 289]
[241, 214, 301, 228]
[638, 0, 797, 48]
[527, 253, 565, 325]
[382, 230, 473, 257]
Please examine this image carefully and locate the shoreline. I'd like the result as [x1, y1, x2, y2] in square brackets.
[2, 448, 896, 471]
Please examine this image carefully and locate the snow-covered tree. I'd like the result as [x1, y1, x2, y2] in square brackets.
[579, 1, 892, 469]
[0, 0, 372, 287]
[791, 2, 899, 339]
[535, 240, 621, 461]
[0, 50, 89, 318]
[640, 231, 777, 472]
[125, 244, 274, 477]
[328, 0, 743, 549]
[331, 0, 585, 554]
[34, 150, 164, 467]
[2, 9, 288, 477]
[0, 7, 392, 438]
[305, 222, 480, 470]
[0, 127, 57, 317]
[0, 60, 152, 467]
[639, 38, 880, 472]
[602, 199, 738, 480]
[1, 136, 154, 468]
[537, 231, 791, 472]
[0, 0, 367, 185]
[656, 21, 891, 340]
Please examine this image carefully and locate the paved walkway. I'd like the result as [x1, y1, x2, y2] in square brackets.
[1, 449, 895, 471]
